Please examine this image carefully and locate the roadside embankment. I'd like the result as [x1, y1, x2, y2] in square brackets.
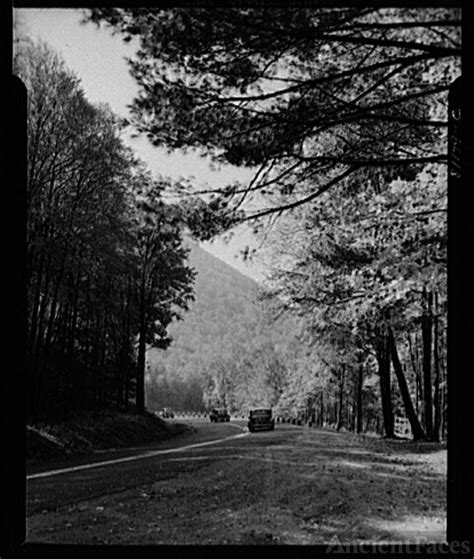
[27, 410, 193, 463]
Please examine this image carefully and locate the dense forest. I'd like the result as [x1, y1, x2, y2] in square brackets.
[18, 7, 459, 444]
[89, 6, 458, 441]
[259, 166, 448, 440]
[16, 40, 195, 422]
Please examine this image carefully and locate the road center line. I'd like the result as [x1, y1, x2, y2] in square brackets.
[27, 430, 249, 480]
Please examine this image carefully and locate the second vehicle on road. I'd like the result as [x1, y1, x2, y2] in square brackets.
[209, 408, 230, 422]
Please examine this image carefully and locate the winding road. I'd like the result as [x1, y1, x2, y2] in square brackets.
[27, 418, 297, 516]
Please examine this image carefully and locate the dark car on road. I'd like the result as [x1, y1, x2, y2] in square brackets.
[159, 408, 174, 419]
[209, 408, 230, 422]
[248, 408, 275, 432]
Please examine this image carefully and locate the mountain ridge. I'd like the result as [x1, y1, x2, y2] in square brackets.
[145, 239, 296, 412]
[188, 240, 261, 292]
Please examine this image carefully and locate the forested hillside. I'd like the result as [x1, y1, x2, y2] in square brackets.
[147, 226, 447, 441]
[146, 242, 298, 414]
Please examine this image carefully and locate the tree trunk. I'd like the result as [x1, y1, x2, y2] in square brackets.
[96, 305, 108, 410]
[319, 391, 324, 427]
[115, 289, 126, 410]
[387, 327, 426, 441]
[136, 331, 146, 414]
[407, 333, 420, 416]
[376, 333, 394, 438]
[441, 387, 447, 440]
[336, 365, 345, 431]
[29, 251, 55, 419]
[27, 249, 47, 372]
[67, 259, 81, 360]
[415, 330, 424, 423]
[356, 359, 364, 434]
[136, 274, 147, 415]
[422, 289, 434, 439]
[80, 276, 93, 410]
[118, 278, 133, 411]
[433, 292, 441, 442]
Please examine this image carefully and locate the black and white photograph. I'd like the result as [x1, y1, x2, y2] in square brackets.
[5, 3, 469, 552]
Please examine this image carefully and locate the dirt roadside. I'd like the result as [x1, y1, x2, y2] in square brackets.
[26, 426, 446, 545]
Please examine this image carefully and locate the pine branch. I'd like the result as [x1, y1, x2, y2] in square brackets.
[339, 20, 461, 31]
[244, 166, 357, 221]
[290, 155, 447, 166]
[315, 33, 460, 56]
[208, 53, 441, 104]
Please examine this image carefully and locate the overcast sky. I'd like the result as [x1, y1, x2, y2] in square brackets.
[14, 8, 265, 282]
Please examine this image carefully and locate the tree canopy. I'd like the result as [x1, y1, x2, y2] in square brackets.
[84, 7, 456, 440]
[87, 7, 460, 227]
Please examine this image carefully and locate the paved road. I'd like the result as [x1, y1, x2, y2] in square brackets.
[26, 419, 446, 545]
[27, 418, 299, 516]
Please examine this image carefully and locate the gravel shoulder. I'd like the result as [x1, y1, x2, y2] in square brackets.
[26, 424, 446, 545]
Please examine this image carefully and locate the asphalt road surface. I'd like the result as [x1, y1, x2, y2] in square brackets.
[26, 418, 447, 545]
[27, 418, 292, 515]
